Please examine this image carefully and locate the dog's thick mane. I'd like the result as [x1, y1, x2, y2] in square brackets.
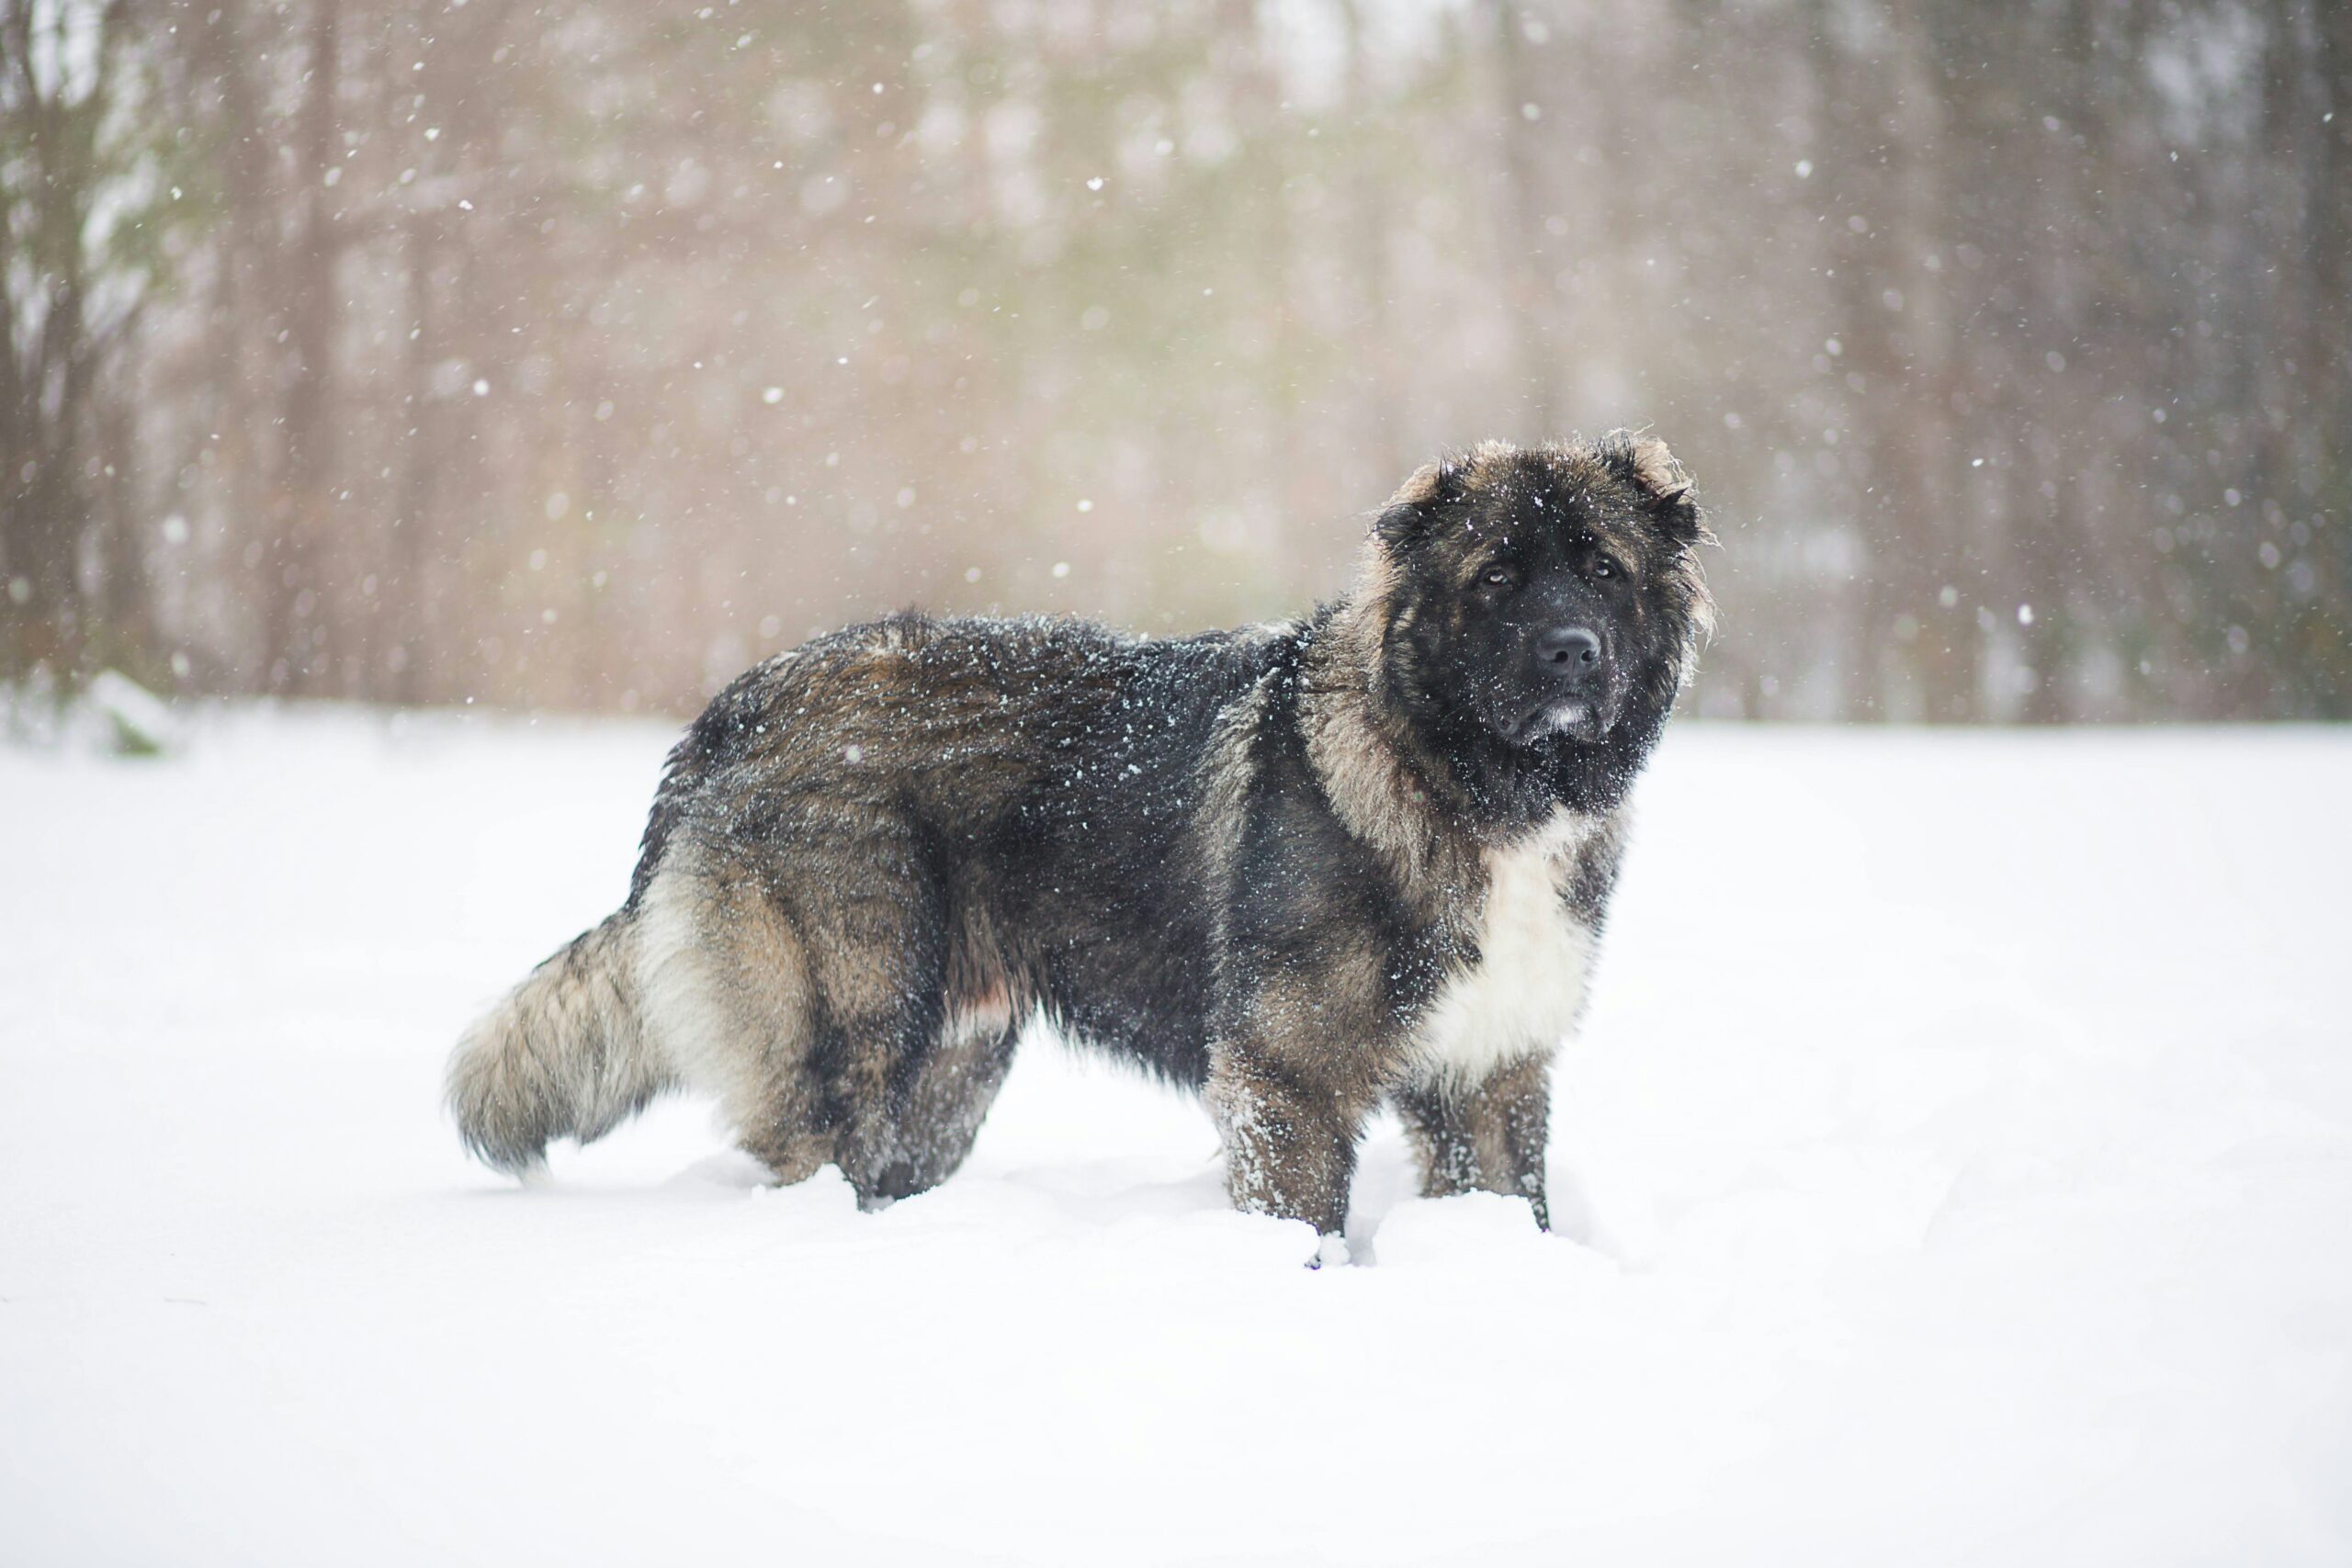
[1297, 544, 1483, 907]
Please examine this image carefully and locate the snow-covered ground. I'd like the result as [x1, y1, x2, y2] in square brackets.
[4, 708, 2348, 1565]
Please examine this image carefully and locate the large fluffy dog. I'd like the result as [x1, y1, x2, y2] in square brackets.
[447, 434, 1713, 1241]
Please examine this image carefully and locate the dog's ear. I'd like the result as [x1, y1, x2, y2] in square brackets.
[1602, 432, 1713, 549]
[1644, 477, 1713, 549]
[1373, 457, 1464, 550]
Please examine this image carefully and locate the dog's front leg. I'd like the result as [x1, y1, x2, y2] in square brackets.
[1391, 1050, 1555, 1229]
[1206, 1037, 1378, 1239]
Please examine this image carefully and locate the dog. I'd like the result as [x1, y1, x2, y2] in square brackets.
[447, 433, 1714, 1245]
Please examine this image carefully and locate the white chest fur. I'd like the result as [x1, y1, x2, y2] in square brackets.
[1407, 810, 1598, 1093]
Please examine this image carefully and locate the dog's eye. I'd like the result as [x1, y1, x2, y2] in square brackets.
[1482, 568, 1514, 588]
[1591, 559, 1615, 580]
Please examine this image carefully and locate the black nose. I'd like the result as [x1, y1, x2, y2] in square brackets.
[1534, 625, 1603, 682]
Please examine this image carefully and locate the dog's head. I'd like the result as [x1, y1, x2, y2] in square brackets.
[1368, 434, 1715, 751]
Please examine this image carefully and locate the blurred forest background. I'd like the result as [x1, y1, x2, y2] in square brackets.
[4, 0, 2348, 722]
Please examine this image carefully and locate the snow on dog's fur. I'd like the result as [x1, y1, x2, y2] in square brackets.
[448, 434, 1714, 1240]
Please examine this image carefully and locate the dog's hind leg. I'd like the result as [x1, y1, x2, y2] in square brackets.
[635, 853, 842, 1186]
[643, 812, 1012, 1206]
[771, 810, 985, 1210]
[851, 908, 1026, 1202]
[705, 919, 948, 1201]
[1392, 1051, 1555, 1229]
[862, 1010, 1020, 1203]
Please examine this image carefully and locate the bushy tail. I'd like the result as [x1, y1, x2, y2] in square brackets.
[446, 911, 675, 1177]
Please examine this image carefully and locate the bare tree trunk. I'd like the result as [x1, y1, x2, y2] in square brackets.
[1341, 0, 1407, 488]
[263, 0, 344, 695]
[1880, 0, 1970, 720]
[2010, 0, 2099, 725]
[1, 0, 116, 681]
[391, 214, 439, 706]
[94, 321, 155, 676]
[2311, 0, 2352, 716]
[1804, 1, 1893, 719]
[1487, 0, 1556, 438]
